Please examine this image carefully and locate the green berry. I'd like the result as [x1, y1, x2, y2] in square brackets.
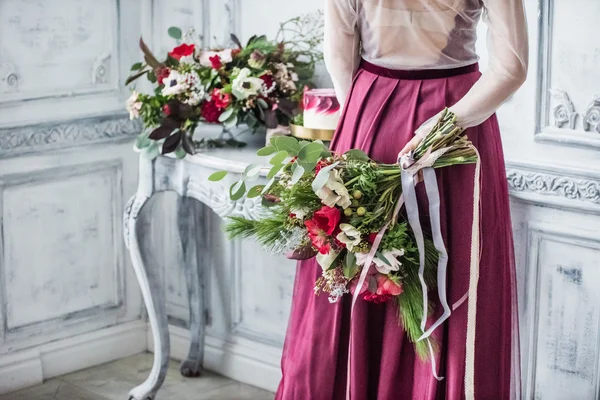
[351, 199, 360, 207]
[344, 208, 353, 217]
[352, 190, 362, 200]
[356, 207, 367, 216]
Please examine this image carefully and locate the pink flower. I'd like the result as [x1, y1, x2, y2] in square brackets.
[375, 274, 403, 296]
[211, 88, 231, 109]
[312, 206, 341, 235]
[209, 55, 223, 70]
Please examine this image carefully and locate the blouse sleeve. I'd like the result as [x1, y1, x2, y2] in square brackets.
[417, 0, 529, 135]
[324, 0, 361, 107]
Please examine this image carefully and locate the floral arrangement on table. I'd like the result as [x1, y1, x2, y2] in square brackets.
[209, 109, 477, 357]
[125, 13, 324, 158]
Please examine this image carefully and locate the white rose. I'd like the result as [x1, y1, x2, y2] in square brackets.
[125, 91, 142, 120]
[316, 249, 339, 271]
[316, 169, 352, 209]
[231, 68, 264, 99]
[336, 224, 362, 251]
[356, 248, 405, 275]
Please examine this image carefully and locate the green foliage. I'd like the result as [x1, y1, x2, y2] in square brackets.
[225, 214, 287, 248]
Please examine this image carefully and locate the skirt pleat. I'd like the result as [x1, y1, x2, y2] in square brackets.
[276, 63, 520, 400]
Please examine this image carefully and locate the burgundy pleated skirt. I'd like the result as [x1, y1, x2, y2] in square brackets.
[275, 61, 520, 400]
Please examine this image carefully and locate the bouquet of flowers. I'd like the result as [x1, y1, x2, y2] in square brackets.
[125, 13, 324, 157]
[210, 109, 477, 357]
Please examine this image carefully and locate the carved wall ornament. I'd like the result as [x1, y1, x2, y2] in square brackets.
[92, 53, 112, 85]
[0, 116, 141, 157]
[550, 89, 578, 129]
[507, 168, 600, 205]
[549, 89, 600, 134]
[0, 62, 19, 93]
[583, 94, 600, 134]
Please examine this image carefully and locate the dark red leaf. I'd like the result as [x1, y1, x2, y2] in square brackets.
[264, 109, 278, 129]
[125, 70, 149, 85]
[149, 125, 174, 140]
[230, 34, 243, 49]
[139, 37, 164, 70]
[181, 132, 195, 155]
[161, 131, 182, 154]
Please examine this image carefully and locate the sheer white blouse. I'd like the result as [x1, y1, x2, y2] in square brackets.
[323, 0, 528, 132]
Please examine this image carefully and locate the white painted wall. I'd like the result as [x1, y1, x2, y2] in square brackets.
[0, 0, 148, 394]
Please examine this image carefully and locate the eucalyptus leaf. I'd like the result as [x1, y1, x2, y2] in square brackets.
[344, 149, 371, 161]
[218, 107, 235, 123]
[168, 27, 182, 39]
[311, 162, 339, 192]
[261, 177, 276, 194]
[130, 62, 143, 71]
[174, 146, 186, 159]
[290, 164, 305, 184]
[208, 171, 228, 182]
[223, 114, 238, 129]
[244, 164, 262, 182]
[270, 150, 289, 165]
[271, 136, 300, 155]
[247, 185, 265, 198]
[142, 142, 160, 160]
[257, 98, 269, 109]
[298, 142, 325, 163]
[267, 163, 284, 179]
[343, 252, 359, 279]
[230, 181, 246, 201]
[135, 133, 152, 150]
[257, 146, 276, 156]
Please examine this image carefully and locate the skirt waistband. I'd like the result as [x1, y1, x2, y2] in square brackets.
[360, 60, 479, 80]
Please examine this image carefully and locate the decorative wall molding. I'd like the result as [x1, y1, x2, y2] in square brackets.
[92, 53, 112, 85]
[0, 116, 141, 158]
[550, 89, 578, 129]
[0, 62, 19, 94]
[506, 165, 600, 210]
[583, 94, 600, 133]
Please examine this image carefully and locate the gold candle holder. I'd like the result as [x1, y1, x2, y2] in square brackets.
[289, 124, 335, 141]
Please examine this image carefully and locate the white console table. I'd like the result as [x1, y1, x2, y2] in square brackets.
[123, 145, 270, 400]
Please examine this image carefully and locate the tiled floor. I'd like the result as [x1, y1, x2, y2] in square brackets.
[0, 353, 273, 400]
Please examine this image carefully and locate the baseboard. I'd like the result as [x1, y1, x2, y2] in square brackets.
[0, 320, 148, 395]
[148, 325, 282, 392]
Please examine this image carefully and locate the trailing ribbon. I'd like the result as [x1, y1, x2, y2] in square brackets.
[345, 146, 481, 400]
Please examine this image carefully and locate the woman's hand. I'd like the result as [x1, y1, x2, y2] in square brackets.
[398, 134, 423, 158]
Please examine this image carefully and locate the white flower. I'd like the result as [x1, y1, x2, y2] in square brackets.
[336, 224, 361, 251]
[231, 68, 264, 99]
[161, 70, 188, 96]
[316, 249, 339, 271]
[356, 248, 405, 275]
[316, 169, 352, 209]
[126, 91, 142, 120]
[290, 208, 309, 220]
[199, 49, 233, 67]
[178, 55, 196, 65]
[291, 72, 299, 82]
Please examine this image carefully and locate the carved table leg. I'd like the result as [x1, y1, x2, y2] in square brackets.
[177, 196, 206, 377]
[124, 194, 170, 400]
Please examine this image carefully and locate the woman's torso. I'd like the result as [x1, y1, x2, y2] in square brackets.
[356, 0, 484, 70]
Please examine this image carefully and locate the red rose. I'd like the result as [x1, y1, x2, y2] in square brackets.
[200, 101, 223, 123]
[169, 44, 195, 60]
[157, 67, 170, 86]
[367, 232, 378, 244]
[312, 206, 341, 235]
[209, 55, 223, 70]
[211, 88, 231, 109]
[162, 104, 171, 116]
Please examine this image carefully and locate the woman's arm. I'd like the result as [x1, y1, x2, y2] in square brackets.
[324, 0, 361, 106]
[404, 0, 529, 151]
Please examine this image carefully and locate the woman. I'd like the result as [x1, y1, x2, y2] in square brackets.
[276, 0, 528, 399]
